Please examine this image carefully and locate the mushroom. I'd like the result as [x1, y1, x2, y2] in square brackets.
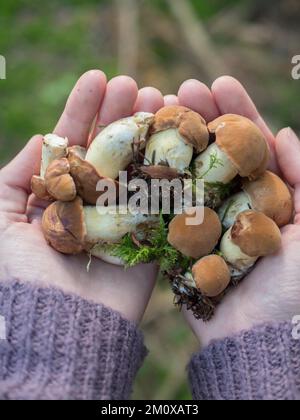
[42, 197, 158, 256]
[44, 158, 76, 202]
[183, 255, 231, 297]
[31, 134, 69, 200]
[220, 210, 282, 276]
[89, 246, 124, 266]
[85, 112, 154, 180]
[67, 146, 119, 205]
[167, 207, 222, 259]
[144, 106, 209, 173]
[42, 113, 153, 204]
[193, 114, 269, 184]
[219, 171, 293, 229]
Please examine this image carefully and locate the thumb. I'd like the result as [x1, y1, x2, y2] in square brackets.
[275, 127, 300, 222]
[0, 135, 43, 216]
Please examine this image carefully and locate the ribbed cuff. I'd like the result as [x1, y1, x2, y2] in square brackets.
[189, 322, 300, 400]
[0, 280, 147, 400]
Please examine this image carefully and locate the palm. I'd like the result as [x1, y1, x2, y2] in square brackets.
[0, 71, 164, 323]
[186, 225, 300, 345]
[241, 225, 300, 321]
[176, 77, 300, 345]
[0, 221, 156, 320]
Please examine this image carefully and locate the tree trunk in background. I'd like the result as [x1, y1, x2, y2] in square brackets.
[115, 0, 139, 79]
[166, 0, 228, 82]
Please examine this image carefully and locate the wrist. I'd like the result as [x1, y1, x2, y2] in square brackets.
[189, 291, 259, 348]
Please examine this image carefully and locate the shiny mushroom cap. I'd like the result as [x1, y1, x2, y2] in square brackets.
[167, 207, 222, 259]
[45, 158, 76, 202]
[192, 255, 231, 297]
[151, 105, 209, 152]
[243, 171, 293, 227]
[42, 197, 87, 255]
[68, 146, 118, 205]
[208, 114, 269, 180]
[231, 210, 282, 257]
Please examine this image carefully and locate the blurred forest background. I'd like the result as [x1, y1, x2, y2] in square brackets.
[0, 0, 299, 400]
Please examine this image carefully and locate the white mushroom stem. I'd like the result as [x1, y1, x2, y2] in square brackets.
[144, 128, 193, 172]
[182, 271, 197, 288]
[86, 112, 154, 180]
[218, 191, 252, 229]
[220, 228, 257, 272]
[90, 246, 125, 266]
[83, 206, 158, 243]
[40, 134, 69, 178]
[193, 143, 237, 183]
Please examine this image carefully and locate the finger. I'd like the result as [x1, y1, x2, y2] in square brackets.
[0, 135, 43, 216]
[211, 76, 274, 143]
[133, 87, 164, 113]
[54, 70, 107, 146]
[164, 95, 179, 106]
[98, 75, 138, 126]
[211, 76, 278, 172]
[178, 79, 219, 122]
[275, 127, 300, 221]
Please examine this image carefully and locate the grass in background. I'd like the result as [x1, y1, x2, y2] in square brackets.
[0, 0, 117, 161]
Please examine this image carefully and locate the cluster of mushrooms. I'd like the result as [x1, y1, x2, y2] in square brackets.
[31, 106, 293, 321]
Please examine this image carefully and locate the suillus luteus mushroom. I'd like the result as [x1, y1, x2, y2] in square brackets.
[31, 106, 292, 321]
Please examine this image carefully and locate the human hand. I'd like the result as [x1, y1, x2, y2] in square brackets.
[0, 71, 164, 323]
[175, 76, 300, 346]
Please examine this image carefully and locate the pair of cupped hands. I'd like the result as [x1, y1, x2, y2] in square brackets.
[0, 71, 300, 347]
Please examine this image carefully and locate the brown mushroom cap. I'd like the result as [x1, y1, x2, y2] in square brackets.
[45, 158, 76, 202]
[192, 255, 231, 297]
[208, 114, 269, 180]
[151, 105, 209, 152]
[68, 146, 118, 205]
[42, 197, 87, 255]
[167, 207, 222, 259]
[31, 175, 54, 201]
[243, 171, 293, 227]
[231, 210, 282, 257]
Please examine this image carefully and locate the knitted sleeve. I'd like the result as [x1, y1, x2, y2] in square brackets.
[188, 322, 300, 400]
[0, 279, 147, 400]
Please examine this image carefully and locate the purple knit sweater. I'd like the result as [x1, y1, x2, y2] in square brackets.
[0, 279, 300, 400]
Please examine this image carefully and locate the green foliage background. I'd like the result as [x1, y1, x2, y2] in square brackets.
[0, 0, 299, 400]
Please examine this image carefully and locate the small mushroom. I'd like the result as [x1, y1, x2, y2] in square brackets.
[45, 158, 76, 202]
[68, 146, 119, 205]
[31, 134, 69, 200]
[31, 176, 53, 202]
[42, 197, 158, 256]
[85, 112, 154, 180]
[220, 210, 282, 274]
[183, 255, 231, 297]
[219, 171, 293, 229]
[193, 114, 269, 184]
[144, 106, 209, 172]
[167, 207, 222, 259]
